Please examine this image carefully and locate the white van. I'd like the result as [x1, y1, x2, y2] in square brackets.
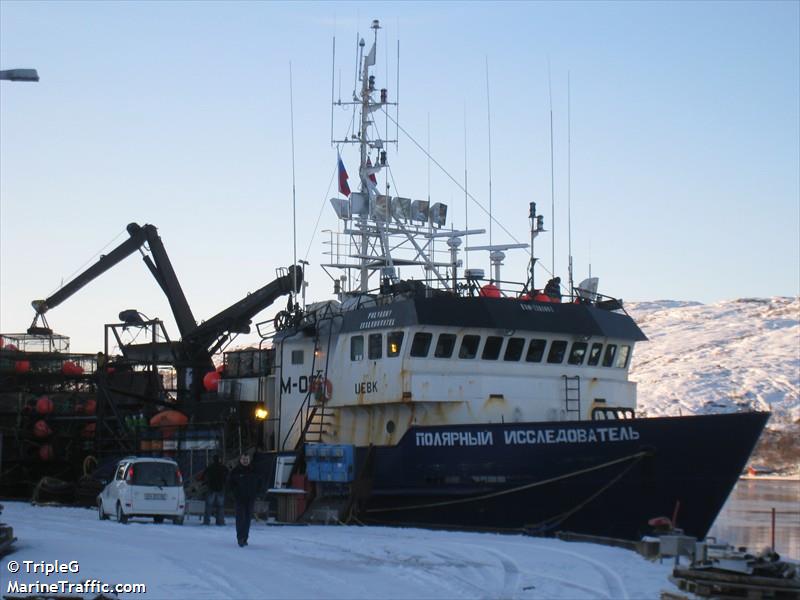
[98, 457, 186, 524]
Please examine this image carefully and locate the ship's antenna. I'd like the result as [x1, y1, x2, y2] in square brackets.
[289, 61, 299, 304]
[331, 36, 336, 146]
[396, 37, 400, 151]
[567, 70, 573, 298]
[330, 36, 336, 145]
[485, 56, 493, 275]
[548, 57, 555, 277]
[464, 103, 469, 271]
[427, 112, 432, 290]
[427, 112, 431, 204]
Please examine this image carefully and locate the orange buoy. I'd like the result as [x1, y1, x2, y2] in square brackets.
[519, 293, 532, 301]
[533, 293, 551, 303]
[36, 396, 54, 415]
[149, 410, 188, 437]
[479, 283, 501, 298]
[39, 444, 54, 461]
[203, 370, 221, 392]
[81, 423, 96, 438]
[33, 420, 52, 439]
[84, 398, 97, 415]
[14, 360, 30, 373]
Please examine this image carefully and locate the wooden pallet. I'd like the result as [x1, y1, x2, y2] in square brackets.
[671, 567, 800, 600]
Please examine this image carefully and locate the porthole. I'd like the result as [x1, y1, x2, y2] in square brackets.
[386, 420, 396, 434]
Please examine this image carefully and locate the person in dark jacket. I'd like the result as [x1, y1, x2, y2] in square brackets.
[544, 276, 562, 301]
[203, 455, 228, 526]
[229, 453, 262, 547]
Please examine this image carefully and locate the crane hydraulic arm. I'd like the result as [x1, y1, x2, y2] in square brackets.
[185, 264, 304, 356]
[29, 223, 196, 337]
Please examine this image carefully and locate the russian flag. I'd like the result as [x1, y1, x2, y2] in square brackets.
[337, 152, 351, 197]
[366, 157, 378, 185]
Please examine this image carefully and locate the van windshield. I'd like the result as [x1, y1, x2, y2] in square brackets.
[132, 462, 179, 487]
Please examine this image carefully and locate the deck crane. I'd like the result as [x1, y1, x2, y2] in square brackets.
[28, 220, 303, 410]
[28, 222, 196, 338]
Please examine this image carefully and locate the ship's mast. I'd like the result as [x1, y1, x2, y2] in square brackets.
[358, 20, 381, 292]
[325, 19, 486, 297]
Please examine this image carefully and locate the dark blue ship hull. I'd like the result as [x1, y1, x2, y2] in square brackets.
[354, 411, 769, 540]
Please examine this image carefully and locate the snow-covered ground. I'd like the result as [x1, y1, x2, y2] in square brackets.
[0, 502, 675, 599]
[628, 297, 799, 428]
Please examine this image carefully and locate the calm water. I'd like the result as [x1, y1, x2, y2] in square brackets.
[708, 478, 800, 560]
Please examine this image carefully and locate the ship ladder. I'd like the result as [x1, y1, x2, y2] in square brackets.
[302, 403, 336, 444]
[563, 375, 581, 420]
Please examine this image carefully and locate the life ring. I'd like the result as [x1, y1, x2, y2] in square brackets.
[310, 377, 333, 402]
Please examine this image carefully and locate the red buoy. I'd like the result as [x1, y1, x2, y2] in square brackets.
[39, 444, 54, 461]
[62, 361, 84, 375]
[203, 371, 221, 392]
[479, 283, 501, 298]
[519, 293, 532, 301]
[36, 396, 54, 415]
[14, 360, 30, 374]
[33, 420, 52, 439]
[5, 343, 18, 352]
[84, 398, 97, 415]
[533, 293, 551, 303]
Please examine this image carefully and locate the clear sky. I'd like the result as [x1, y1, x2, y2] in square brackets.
[1, 1, 798, 353]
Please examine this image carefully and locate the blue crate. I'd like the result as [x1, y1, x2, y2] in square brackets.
[305, 444, 355, 482]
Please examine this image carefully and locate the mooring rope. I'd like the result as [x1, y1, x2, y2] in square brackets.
[364, 450, 650, 515]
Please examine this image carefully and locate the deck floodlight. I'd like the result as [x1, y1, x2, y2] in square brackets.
[350, 192, 369, 217]
[254, 403, 269, 420]
[430, 202, 448, 228]
[329, 198, 351, 220]
[410, 200, 429, 223]
[392, 197, 411, 221]
[0, 69, 39, 82]
[370, 195, 392, 221]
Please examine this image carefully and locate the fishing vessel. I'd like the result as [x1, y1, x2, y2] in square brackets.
[234, 20, 769, 540]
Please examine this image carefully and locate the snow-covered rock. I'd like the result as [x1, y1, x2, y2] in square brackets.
[628, 297, 799, 428]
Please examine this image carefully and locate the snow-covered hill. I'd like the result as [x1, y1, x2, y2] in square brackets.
[627, 297, 799, 429]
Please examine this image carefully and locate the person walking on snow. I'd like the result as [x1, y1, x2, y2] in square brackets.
[203, 454, 228, 526]
[229, 453, 262, 547]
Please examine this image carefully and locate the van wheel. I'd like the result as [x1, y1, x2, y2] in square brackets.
[116, 502, 128, 524]
[98, 501, 108, 520]
[153, 516, 164, 524]
[173, 515, 184, 525]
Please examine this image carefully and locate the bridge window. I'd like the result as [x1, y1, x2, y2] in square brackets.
[526, 339, 547, 363]
[616, 345, 631, 368]
[504, 337, 525, 361]
[387, 331, 404, 357]
[568, 342, 588, 365]
[587, 343, 603, 366]
[368, 333, 383, 360]
[410, 332, 432, 357]
[350, 336, 364, 361]
[602, 344, 617, 367]
[434, 333, 456, 358]
[482, 336, 503, 360]
[547, 340, 568, 364]
[291, 350, 304, 365]
[459, 335, 481, 359]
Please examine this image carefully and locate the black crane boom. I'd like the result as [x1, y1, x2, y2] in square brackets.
[186, 265, 303, 355]
[30, 223, 196, 337]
